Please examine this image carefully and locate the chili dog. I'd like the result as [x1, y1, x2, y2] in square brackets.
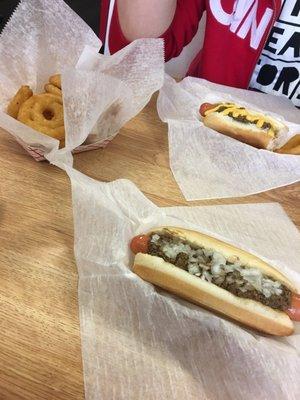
[199, 102, 288, 149]
[130, 227, 300, 336]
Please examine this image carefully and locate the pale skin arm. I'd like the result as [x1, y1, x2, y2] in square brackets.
[117, 0, 177, 40]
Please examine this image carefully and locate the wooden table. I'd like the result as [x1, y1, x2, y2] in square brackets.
[0, 94, 299, 400]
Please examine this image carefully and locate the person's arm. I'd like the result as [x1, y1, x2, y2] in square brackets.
[104, 0, 205, 61]
[117, 0, 176, 40]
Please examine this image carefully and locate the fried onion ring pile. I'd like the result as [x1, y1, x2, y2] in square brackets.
[17, 93, 65, 141]
[7, 74, 65, 145]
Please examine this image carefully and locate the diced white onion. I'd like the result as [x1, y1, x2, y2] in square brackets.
[203, 248, 213, 258]
[156, 234, 283, 298]
[262, 289, 271, 298]
[199, 263, 210, 270]
[203, 271, 213, 282]
[212, 252, 226, 266]
[188, 264, 200, 275]
[224, 264, 234, 273]
[162, 243, 191, 259]
[151, 234, 160, 243]
[227, 255, 239, 264]
[211, 263, 222, 276]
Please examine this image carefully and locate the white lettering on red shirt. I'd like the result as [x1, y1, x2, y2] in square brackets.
[209, 0, 273, 49]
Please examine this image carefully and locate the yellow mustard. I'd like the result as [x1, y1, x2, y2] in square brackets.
[204, 103, 275, 137]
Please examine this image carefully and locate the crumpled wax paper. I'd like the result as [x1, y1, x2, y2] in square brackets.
[0, 0, 100, 155]
[157, 75, 300, 200]
[0, 0, 164, 159]
[71, 38, 165, 147]
[64, 167, 300, 400]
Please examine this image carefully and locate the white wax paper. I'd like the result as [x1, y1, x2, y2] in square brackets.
[0, 0, 164, 159]
[64, 166, 300, 400]
[157, 75, 300, 200]
[73, 39, 165, 147]
[0, 0, 98, 155]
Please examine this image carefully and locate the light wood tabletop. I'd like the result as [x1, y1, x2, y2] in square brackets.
[0, 93, 299, 400]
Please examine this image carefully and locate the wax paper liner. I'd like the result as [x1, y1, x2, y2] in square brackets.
[0, 0, 164, 161]
[0, 68, 130, 161]
[61, 163, 300, 400]
[69, 38, 165, 149]
[157, 75, 300, 200]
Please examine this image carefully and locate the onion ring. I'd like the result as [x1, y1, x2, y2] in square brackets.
[44, 83, 62, 97]
[17, 93, 65, 141]
[49, 74, 61, 89]
[7, 85, 33, 119]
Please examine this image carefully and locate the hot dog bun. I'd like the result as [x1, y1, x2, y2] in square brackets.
[203, 112, 273, 149]
[200, 103, 288, 150]
[132, 227, 296, 336]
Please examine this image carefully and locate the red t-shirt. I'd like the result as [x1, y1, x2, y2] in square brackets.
[100, 1, 283, 89]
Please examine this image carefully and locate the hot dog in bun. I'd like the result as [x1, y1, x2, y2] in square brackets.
[199, 102, 288, 150]
[130, 227, 300, 336]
